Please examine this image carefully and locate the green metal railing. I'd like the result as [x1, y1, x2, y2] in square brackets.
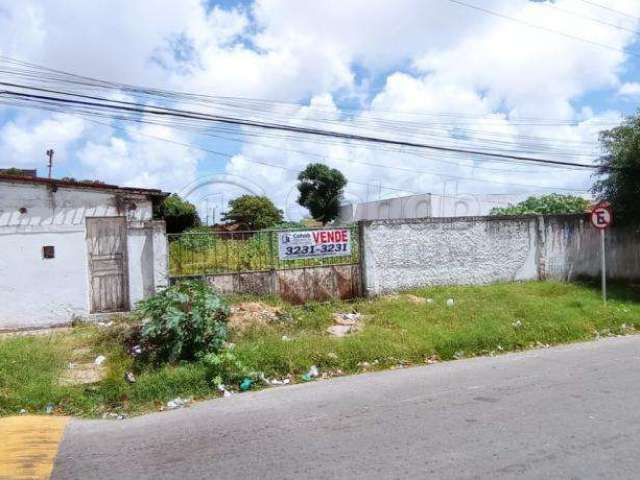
[168, 225, 359, 277]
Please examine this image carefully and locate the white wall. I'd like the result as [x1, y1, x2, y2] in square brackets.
[0, 181, 166, 330]
[361, 215, 640, 295]
[337, 194, 432, 223]
[127, 220, 168, 309]
[361, 217, 539, 295]
[0, 228, 89, 329]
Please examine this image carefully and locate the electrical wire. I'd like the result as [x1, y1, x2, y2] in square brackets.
[444, 0, 639, 58]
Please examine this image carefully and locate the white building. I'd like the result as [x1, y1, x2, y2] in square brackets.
[0, 174, 169, 331]
[336, 192, 549, 223]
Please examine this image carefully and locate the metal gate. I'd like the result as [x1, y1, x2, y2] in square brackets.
[86, 216, 129, 313]
[167, 225, 362, 303]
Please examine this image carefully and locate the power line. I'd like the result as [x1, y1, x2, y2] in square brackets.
[575, 0, 640, 22]
[544, 2, 640, 36]
[79, 115, 589, 194]
[0, 88, 602, 170]
[445, 0, 638, 58]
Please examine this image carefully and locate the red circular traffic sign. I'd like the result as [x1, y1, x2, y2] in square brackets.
[591, 203, 613, 229]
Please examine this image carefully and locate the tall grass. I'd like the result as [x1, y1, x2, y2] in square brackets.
[2, 281, 639, 417]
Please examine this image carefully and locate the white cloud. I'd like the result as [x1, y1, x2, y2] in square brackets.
[618, 82, 640, 97]
[0, 0, 638, 208]
[0, 113, 85, 170]
[76, 123, 201, 192]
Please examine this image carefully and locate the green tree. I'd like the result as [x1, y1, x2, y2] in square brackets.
[221, 195, 283, 230]
[155, 194, 201, 234]
[593, 111, 640, 226]
[490, 194, 590, 216]
[297, 163, 347, 224]
[1, 167, 28, 176]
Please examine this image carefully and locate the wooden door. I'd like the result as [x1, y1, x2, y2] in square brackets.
[86, 217, 129, 313]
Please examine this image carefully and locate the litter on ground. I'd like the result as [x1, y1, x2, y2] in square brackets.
[166, 397, 191, 410]
[217, 384, 232, 397]
[239, 377, 254, 391]
[302, 365, 320, 381]
[327, 312, 363, 337]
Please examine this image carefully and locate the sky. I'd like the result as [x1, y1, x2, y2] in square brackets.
[0, 0, 639, 221]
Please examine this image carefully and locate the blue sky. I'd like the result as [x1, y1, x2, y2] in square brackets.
[1, 0, 639, 220]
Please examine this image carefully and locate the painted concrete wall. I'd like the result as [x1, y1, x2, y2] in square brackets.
[361, 215, 639, 295]
[0, 181, 167, 330]
[176, 263, 360, 304]
[541, 215, 640, 282]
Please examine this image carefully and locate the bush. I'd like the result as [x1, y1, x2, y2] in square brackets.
[135, 281, 229, 364]
[203, 350, 252, 387]
[156, 194, 201, 234]
[490, 194, 590, 216]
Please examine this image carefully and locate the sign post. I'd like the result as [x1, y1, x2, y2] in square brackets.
[590, 203, 613, 304]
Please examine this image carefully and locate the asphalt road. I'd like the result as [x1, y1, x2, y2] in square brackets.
[53, 336, 640, 479]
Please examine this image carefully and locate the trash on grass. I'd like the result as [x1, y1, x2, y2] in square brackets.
[239, 377, 254, 391]
[19, 408, 26, 415]
[302, 365, 320, 381]
[94, 355, 106, 366]
[217, 384, 232, 398]
[333, 312, 361, 326]
[328, 312, 363, 337]
[281, 335, 291, 342]
[166, 397, 190, 410]
[259, 373, 291, 387]
[124, 371, 136, 384]
[424, 355, 440, 365]
[45, 403, 55, 414]
[130, 345, 142, 356]
[446, 298, 455, 307]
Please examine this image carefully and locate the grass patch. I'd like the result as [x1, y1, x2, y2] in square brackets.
[2, 280, 639, 417]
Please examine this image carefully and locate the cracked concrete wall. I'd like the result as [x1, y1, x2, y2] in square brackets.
[361, 215, 639, 295]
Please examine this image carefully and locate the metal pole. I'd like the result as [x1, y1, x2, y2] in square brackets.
[601, 228, 607, 304]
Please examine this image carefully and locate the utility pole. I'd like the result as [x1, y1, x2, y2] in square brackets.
[46, 149, 54, 179]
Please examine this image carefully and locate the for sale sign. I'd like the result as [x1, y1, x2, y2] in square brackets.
[278, 228, 352, 260]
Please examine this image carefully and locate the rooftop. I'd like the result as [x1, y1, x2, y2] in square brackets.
[0, 174, 169, 197]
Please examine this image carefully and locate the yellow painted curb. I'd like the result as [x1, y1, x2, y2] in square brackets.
[0, 415, 69, 480]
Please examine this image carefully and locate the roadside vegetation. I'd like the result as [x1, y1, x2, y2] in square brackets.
[169, 227, 358, 276]
[2, 280, 640, 418]
[489, 193, 590, 216]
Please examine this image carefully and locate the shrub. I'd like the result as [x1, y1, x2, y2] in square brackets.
[490, 194, 590, 216]
[203, 350, 252, 387]
[155, 194, 201, 234]
[135, 281, 229, 364]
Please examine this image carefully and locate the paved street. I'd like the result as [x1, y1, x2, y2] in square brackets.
[53, 336, 640, 479]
